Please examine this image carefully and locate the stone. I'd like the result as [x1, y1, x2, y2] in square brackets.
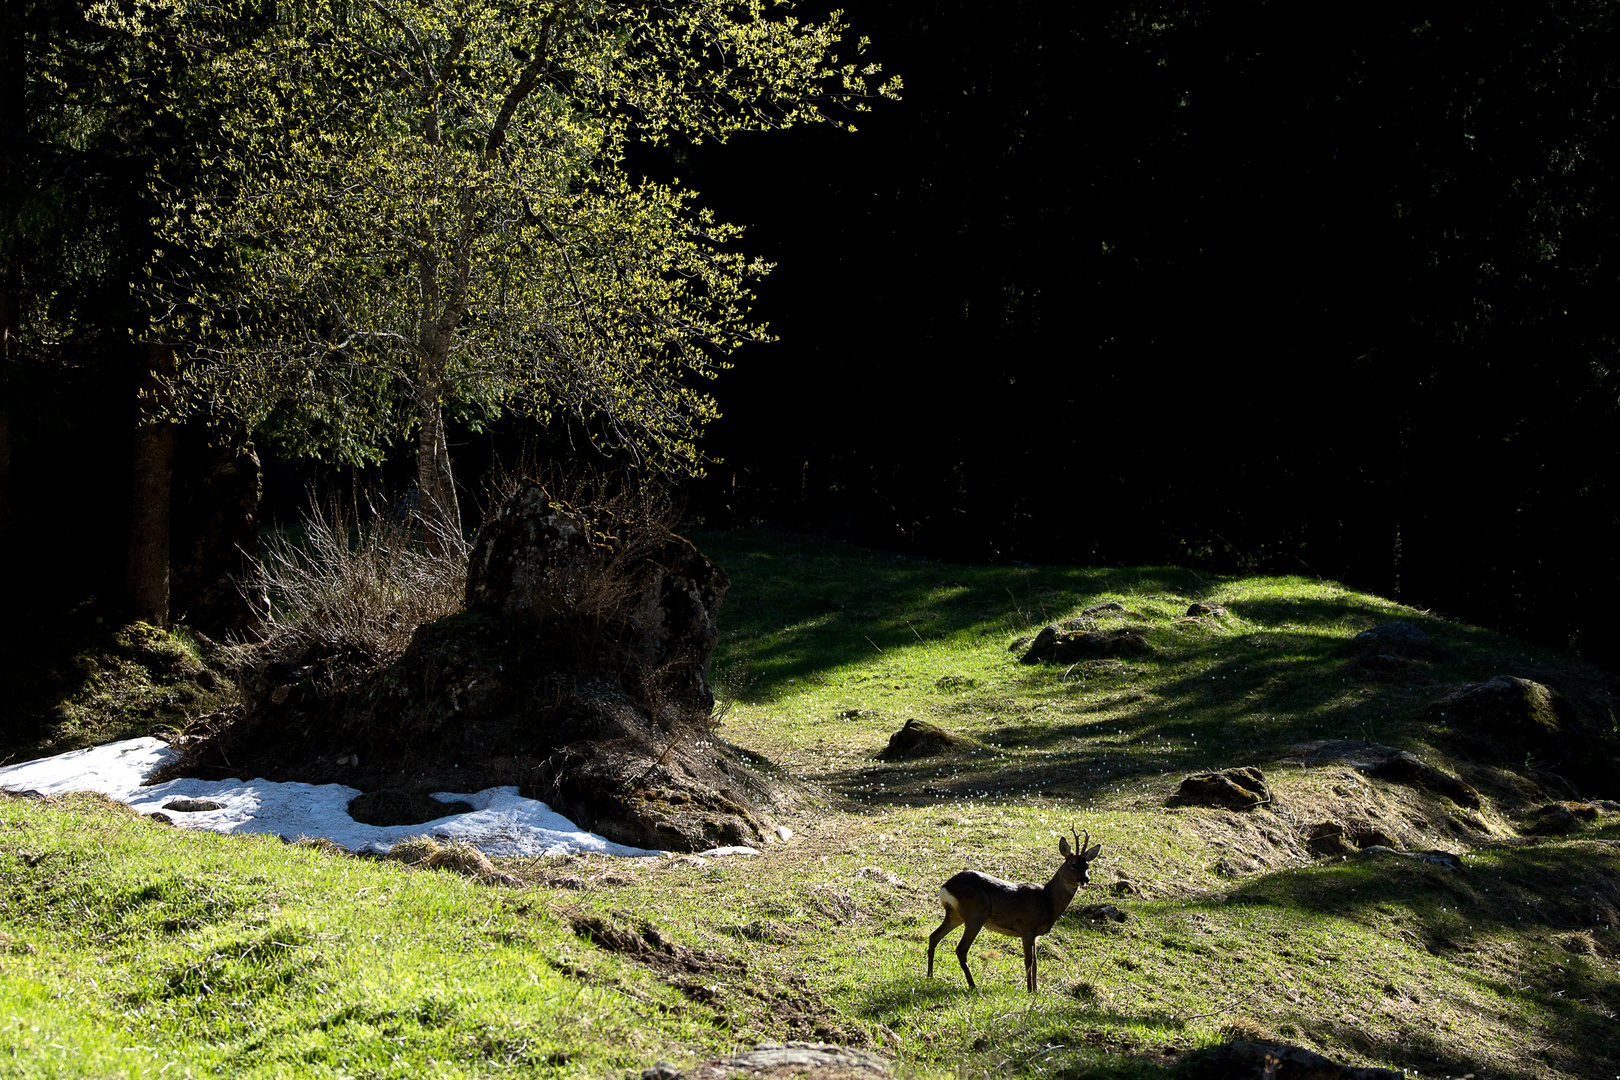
[1173, 767, 1272, 810]
[693, 1042, 890, 1078]
[1428, 675, 1616, 796]
[1352, 620, 1448, 661]
[1186, 602, 1228, 618]
[1365, 750, 1481, 809]
[1078, 902, 1128, 922]
[536, 739, 767, 851]
[1347, 823, 1401, 849]
[1357, 846, 1463, 869]
[878, 719, 965, 760]
[1020, 624, 1153, 664]
[1523, 801, 1601, 836]
[1357, 620, 1431, 644]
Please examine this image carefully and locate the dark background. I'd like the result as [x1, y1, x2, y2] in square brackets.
[6, 0, 1619, 668]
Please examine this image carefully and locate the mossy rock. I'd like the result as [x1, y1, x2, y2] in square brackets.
[1522, 801, 1601, 836]
[878, 719, 966, 760]
[1020, 625, 1153, 664]
[1172, 766, 1272, 810]
[1429, 675, 1618, 797]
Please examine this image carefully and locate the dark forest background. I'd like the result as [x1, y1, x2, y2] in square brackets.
[6, 1, 1620, 667]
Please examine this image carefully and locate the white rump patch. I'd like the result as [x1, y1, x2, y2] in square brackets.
[939, 885, 960, 911]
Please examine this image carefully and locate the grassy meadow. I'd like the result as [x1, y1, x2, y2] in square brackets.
[2, 527, 1618, 1079]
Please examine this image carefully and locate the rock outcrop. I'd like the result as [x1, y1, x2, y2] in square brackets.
[1429, 675, 1617, 796]
[1171, 767, 1272, 810]
[878, 719, 966, 760]
[1284, 740, 1480, 808]
[1020, 624, 1153, 664]
[157, 481, 784, 852]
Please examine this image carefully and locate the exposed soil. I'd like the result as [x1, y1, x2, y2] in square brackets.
[561, 907, 862, 1044]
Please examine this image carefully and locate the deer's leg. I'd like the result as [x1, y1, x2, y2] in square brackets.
[1023, 934, 1037, 993]
[954, 921, 982, 990]
[927, 909, 962, 979]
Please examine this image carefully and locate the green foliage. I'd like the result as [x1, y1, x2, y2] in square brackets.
[94, 0, 898, 503]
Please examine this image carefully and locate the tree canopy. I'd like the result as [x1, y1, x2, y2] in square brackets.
[107, 0, 897, 535]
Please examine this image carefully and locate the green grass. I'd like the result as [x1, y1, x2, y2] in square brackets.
[0, 601, 236, 766]
[0, 795, 720, 1079]
[3, 527, 1618, 1078]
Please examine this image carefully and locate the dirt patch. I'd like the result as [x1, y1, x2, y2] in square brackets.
[348, 790, 473, 826]
[566, 909, 860, 1043]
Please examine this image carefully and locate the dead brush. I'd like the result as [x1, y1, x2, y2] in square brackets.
[385, 836, 516, 885]
[249, 497, 469, 670]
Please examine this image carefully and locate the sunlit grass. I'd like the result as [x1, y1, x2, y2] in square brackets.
[3, 528, 1617, 1078]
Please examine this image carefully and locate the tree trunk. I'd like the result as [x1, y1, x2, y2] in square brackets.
[125, 342, 175, 626]
[415, 374, 462, 555]
[0, 284, 13, 557]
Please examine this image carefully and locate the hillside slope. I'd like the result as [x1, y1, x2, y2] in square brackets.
[2, 529, 1616, 1079]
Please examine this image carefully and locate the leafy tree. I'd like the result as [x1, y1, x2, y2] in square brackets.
[111, 0, 897, 540]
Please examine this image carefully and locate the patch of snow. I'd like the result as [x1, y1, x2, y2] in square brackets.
[0, 737, 662, 858]
[698, 845, 760, 857]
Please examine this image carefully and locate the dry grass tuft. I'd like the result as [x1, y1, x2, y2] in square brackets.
[293, 835, 351, 856]
[425, 842, 499, 879]
[385, 835, 515, 885]
[250, 498, 468, 669]
[384, 836, 440, 866]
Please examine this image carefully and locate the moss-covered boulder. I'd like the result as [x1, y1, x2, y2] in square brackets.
[1020, 624, 1152, 664]
[878, 719, 966, 760]
[1172, 766, 1272, 810]
[1429, 675, 1617, 797]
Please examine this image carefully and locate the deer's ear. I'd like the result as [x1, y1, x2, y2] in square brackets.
[1059, 836, 1072, 857]
[1082, 843, 1101, 861]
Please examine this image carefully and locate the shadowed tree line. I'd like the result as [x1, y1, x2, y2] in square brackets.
[5, 0, 1620, 675]
[673, 0, 1620, 668]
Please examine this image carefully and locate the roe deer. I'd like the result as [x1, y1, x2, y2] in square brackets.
[927, 827, 1101, 992]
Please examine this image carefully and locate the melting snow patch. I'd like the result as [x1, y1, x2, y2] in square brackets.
[0, 737, 662, 858]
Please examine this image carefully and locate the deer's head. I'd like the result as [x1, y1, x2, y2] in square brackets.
[1057, 827, 1102, 889]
